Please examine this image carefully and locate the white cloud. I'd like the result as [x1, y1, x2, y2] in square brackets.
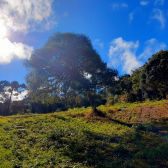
[16, 90, 28, 101]
[129, 12, 134, 22]
[108, 38, 141, 74]
[139, 38, 166, 59]
[154, 0, 164, 5]
[0, 89, 28, 102]
[94, 39, 104, 49]
[140, 1, 149, 5]
[108, 38, 167, 74]
[151, 9, 166, 29]
[111, 3, 128, 9]
[0, 0, 56, 32]
[0, 38, 33, 64]
[10, 90, 28, 101]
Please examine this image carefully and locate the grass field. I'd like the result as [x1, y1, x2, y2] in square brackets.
[0, 100, 168, 167]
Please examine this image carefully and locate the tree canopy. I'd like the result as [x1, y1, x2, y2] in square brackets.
[141, 50, 168, 98]
[24, 32, 118, 113]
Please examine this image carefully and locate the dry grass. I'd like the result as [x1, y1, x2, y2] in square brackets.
[108, 109, 119, 113]
[84, 111, 112, 123]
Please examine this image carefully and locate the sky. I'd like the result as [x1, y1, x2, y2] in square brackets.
[0, 0, 167, 84]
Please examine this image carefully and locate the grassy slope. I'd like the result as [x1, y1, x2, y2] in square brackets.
[0, 100, 168, 167]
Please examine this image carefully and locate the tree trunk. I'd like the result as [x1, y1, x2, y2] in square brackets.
[87, 92, 104, 116]
[89, 97, 98, 114]
[90, 98, 105, 117]
[92, 106, 99, 113]
[162, 91, 166, 99]
[141, 89, 143, 101]
[7, 88, 13, 115]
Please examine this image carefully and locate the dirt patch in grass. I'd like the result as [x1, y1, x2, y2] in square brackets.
[107, 101, 168, 124]
[107, 109, 119, 113]
[84, 111, 112, 123]
[131, 103, 168, 122]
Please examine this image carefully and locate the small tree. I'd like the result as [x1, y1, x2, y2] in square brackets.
[24, 32, 118, 114]
[0, 80, 26, 115]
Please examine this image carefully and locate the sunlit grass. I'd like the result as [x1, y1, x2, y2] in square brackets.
[0, 99, 168, 167]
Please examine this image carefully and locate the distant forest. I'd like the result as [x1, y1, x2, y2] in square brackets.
[0, 32, 168, 116]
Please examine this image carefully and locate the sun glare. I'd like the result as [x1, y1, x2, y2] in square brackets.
[0, 23, 6, 39]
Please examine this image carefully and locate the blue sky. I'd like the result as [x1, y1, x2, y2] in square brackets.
[0, 0, 167, 84]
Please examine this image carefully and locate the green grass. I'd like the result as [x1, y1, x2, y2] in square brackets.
[0, 100, 168, 167]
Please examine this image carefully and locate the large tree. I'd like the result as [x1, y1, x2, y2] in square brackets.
[24, 32, 118, 113]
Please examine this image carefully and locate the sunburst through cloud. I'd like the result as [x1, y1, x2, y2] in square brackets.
[0, 0, 57, 64]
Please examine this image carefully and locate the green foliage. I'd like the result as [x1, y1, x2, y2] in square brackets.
[130, 50, 168, 101]
[131, 68, 143, 101]
[142, 50, 168, 99]
[0, 101, 168, 167]
[24, 32, 118, 113]
[117, 74, 133, 95]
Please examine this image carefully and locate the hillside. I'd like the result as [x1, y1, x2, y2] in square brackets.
[0, 100, 168, 168]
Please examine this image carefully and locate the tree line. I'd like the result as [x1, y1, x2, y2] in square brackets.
[0, 32, 168, 115]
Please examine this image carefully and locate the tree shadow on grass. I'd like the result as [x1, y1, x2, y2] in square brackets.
[62, 129, 168, 167]
[85, 110, 133, 128]
[41, 115, 168, 168]
[61, 130, 132, 168]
